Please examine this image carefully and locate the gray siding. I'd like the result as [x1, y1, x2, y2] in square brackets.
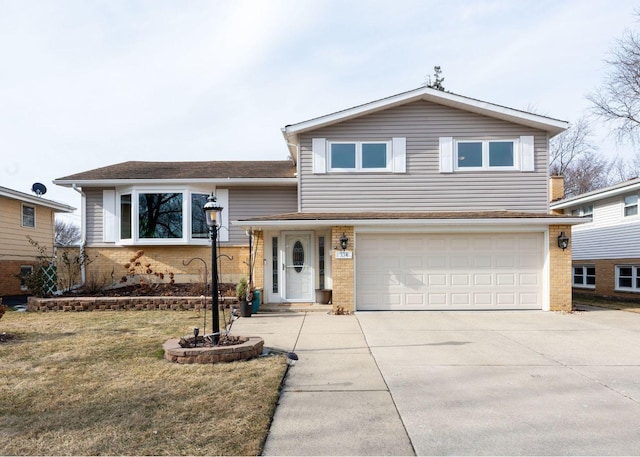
[299, 100, 550, 213]
[226, 186, 297, 244]
[85, 188, 106, 245]
[568, 195, 640, 260]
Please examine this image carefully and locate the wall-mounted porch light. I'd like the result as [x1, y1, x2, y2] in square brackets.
[557, 231, 569, 251]
[340, 233, 349, 251]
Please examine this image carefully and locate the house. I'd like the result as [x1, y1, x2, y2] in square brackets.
[550, 177, 640, 300]
[0, 185, 75, 300]
[54, 86, 583, 311]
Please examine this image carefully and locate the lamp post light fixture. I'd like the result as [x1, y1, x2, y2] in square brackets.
[203, 193, 223, 345]
[557, 231, 569, 251]
[340, 233, 349, 251]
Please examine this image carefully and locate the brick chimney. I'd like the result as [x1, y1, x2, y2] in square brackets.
[549, 175, 565, 202]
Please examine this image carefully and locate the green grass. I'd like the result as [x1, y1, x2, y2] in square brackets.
[0, 310, 286, 456]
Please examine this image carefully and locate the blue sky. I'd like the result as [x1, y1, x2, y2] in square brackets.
[0, 0, 637, 222]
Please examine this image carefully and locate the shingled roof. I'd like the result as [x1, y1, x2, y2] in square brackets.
[55, 160, 296, 182]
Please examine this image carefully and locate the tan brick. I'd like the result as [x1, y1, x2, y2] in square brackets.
[331, 226, 354, 313]
[549, 224, 573, 311]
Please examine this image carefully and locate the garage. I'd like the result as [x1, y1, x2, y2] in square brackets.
[356, 232, 545, 310]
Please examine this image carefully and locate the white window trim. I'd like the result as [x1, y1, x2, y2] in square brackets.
[21, 203, 35, 228]
[113, 186, 228, 245]
[454, 138, 520, 171]
[615, 264, 640, 292]
[623, 194, 639, 218]
[572, 264, 595, 289]
[328, 140, 392, 172]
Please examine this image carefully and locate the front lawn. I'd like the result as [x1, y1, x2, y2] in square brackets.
[0, 310, 286, 456]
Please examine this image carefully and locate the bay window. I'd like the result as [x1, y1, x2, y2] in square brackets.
[107, 187, 228, 244]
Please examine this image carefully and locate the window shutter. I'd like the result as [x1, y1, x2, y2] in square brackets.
[439, 137, 453, 173]
[392, 137, 406, 173]
[520, 136, 535, 172]
[312, 138, 327, 174]
[215, 188, 229, 242]
[103, 190, 116, 242]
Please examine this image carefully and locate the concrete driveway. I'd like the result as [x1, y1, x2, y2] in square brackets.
[233, 307, 640, 455]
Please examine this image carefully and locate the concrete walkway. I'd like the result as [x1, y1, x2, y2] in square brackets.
[231, 307, 640, 456]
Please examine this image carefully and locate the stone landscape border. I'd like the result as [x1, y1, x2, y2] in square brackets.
[27, 296, 215, 312]
[163, 336, 264, 364]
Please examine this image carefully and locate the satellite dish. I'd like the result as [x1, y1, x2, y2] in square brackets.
[31, 182, 47, 196]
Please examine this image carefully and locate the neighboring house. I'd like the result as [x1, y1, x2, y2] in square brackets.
[550, 177, 640, 300]
[0, 186, 75, 299]
[55, 86, 583, 311]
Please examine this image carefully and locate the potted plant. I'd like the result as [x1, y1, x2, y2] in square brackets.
[236, 277, 251, 317]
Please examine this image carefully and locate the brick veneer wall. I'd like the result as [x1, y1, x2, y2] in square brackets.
[331, 226, 354, 313]
[572, 258, 640, 300]
[0, 260, 34, 296]
[549, 224, 573, 311]
[85, 245, 250, 288]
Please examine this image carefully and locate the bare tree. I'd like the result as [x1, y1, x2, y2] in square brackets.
[587, 22, 640, 143]
[549, 116, 597, 176]
[55, 219, 81, 246]
[548, 116, 615, 195]
[563, 150, 612, 197]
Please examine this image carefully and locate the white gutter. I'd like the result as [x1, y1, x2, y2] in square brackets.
[233, 216, 588, 229]
[53, 178, 297, 188]
[72, 184, 86, 287]
[551, 180, 640, 210]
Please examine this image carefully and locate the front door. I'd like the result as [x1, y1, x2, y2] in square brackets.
[284, 232, 314, 301]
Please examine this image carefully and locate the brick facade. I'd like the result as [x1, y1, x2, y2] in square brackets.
[85, 245, 251, 289]
[548, 224, 573, 312]
[572, 258, 640, 301]
[0, 260, 35, 296]
[331, 226, 354, 313]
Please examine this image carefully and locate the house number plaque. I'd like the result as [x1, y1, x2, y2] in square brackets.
[335, 251, 352, 259]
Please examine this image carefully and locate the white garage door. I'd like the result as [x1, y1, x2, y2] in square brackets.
[356, 232, 544, 310]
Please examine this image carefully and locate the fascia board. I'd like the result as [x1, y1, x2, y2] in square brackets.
[282, 87, 568, 137]
[551, 181, 640, 210]
[53, 178, 298, 188]
[0, 188, 75, 212]
[233, 216, 587, 229]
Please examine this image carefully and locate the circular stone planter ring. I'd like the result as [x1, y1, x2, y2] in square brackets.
[163, 336, 264, 364]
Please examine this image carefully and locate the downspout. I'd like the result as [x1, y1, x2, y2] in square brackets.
[72, 184, 86, 287]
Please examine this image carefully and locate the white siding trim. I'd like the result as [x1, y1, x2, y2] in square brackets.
[520, 135, 535, 172]
[439, 137, 453, 173]
[312, 138, 327, 174]
[392, 137, 406, 173]
[102, 190, 116, 242]
[216, 188, 229, 242]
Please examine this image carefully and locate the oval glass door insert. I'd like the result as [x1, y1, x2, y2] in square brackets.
[293, 240, 304, 273]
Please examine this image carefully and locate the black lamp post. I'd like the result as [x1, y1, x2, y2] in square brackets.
[203, 193, 223, 345]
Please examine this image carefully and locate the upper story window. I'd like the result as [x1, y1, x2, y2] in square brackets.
[455, 139, 517, 170]
[570, 205, 593, 217]
[573, 265, 595, 289]
[624, 194, 638, 217]
[440, 135, 534, 173]
[329, 141, 391, 172]
[22, 204, 35, 228]
[106, 187, 228, 244]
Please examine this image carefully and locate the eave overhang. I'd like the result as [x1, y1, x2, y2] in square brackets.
[0, 186, 75, 213]
[53, 178, 298, 188]
[234, 211, 587, 230]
